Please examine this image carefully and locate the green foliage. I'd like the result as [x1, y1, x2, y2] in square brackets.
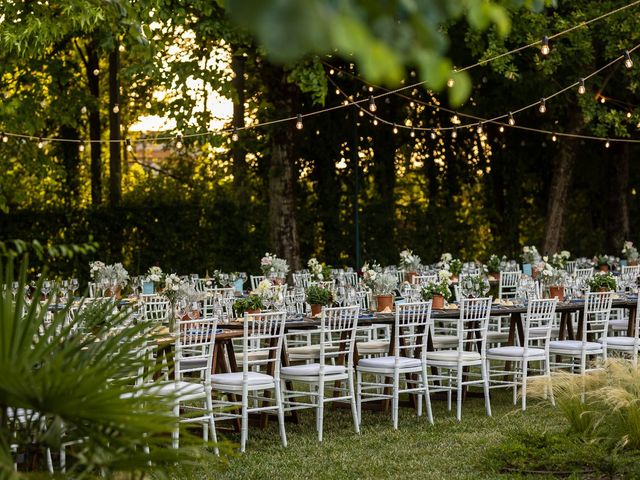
[421, 281, 452, 302]
[305, 285, 333, 306]
[0, 256, 223, 476]
[485, 254, 504, 273]
[586, 272, 617, 291]
[233, 294, 264, 315]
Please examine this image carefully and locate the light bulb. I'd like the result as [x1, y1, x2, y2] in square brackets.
[499, 126, 505, 133]
[176, 133, 183, 149]
[368, 96, 377, 112]
[368, 86, 373, 93]
[37, 138, 44, 149]
[231, 128, 239, 142]
[145, 101, 152, 109]
[329, 69, 335, 75]
[508, 112, 515, 126]
[410, 128, 415, 138]
[578, 79, 586, 95]
[477, 123, 483, 134]
[430, 132, 436, 140]
[118, 44, 125, 53]
[452, 128, 458, 139]
[358, 110, 364, 117]
[126, 139, 133, 152]
[447, 78, 455, 88]
[81, 105, 87, 114]
[605, 140, 610, 148]
[335, 88, 340, 95]
[540, 36, 550, 56]
[373, 118, 378, 126]
[624, 50, 633, 69]
[392, 125, 398, 134]
[112, 104, 119, 114]
[627, 112, 632, 118]
[600, 97, 606, 104]
[539, 98, 546, 113]
[295, 114, 303, 130]
[1, 133, 7, 143]
[93, 68, 100, 76]
[78, 142, 85, 152]
[551, 135, 557, 142]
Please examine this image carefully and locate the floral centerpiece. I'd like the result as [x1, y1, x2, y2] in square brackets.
[399, 249, 421, 281]
[362, 261, 396, 311]
[622, 241, 639, 266]
[538, 263, 568, 301]
[234, 279, 272, 315]
[306, 284, 334, 316]
[547, 250, 571, 269]
[439, 253, 462, 279]
[261, 252, 289, 283]
[521, 246, 541, 275]
[587, 272, 617, 292]
[307, 257, 332, 281]
[421, 270, 452, 309]
[89, 261, 129, 298]
[459, 275, 490, 298]
[486, 254, 506, 277]
[593, 254, 616, 272]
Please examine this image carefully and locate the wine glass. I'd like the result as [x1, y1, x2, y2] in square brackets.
[482, 277, 491, 296]
[11, 281, 19, 299]
[41, 280, 51, 301]
[70, 278, 79, 298]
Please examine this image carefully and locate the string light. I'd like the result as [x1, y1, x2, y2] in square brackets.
[175, 133, 183, 149]
[80, 106, 87, 114]
[410, 128, 415, 138]
[37, 138, 44, 149]
[605, 139, 611, 148]
[78, 142, 85, 152]
[624, 50, 633, 69]
[368, 96, 377, 112]
[126, 138, 133, 152]
[551, 134, 557, 142]
[1, 132, 7, 143]
[112, 104, 120, 114]
[430, 132, 436, 140]
[538, 98, 547, 113]
[578, 79, 586, 95]
[231, 128, 239, 142]
[329, 68, 335, 75]
[627, 112, 633, 118]
[499, 126, 505, 133]
[452, 127, 458, 139]
[295, 114, 303, 130]
[447, 78, 455, 88]
[358, 110, 364, 117]
[600, 96, 606, 104]
[477, 122, 483, 134]
[92, 69, 100, 76]
[372, 117, 378, 126]
[540, 36, 550, 56]
[508, 112, 515, 126]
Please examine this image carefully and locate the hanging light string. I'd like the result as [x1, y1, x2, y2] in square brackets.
[1, 0, 639, 146]
[325, 42, 640, 144]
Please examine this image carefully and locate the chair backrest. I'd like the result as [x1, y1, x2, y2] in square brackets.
[250, 275, 266, 290]
[394, 301, 432, 362]
[242, 311, 287, 377]
[582, 291, 613, 342]
[143, 296, 170, 325]
[309, 280, 334, 291]
[175, 316, 217, 380]
[210, 287, 235, 299]
[412, 274, 437, 286]
[395, 270, 406, 285]
[457, 297, 492, 356]
[356, 289, 371, 311]
[565, 261, 577, 274]
[343, 272, 358, 286]
[498, 271, 520, 299]
[319, 305, 360, 369]
[575, 267, 594, 280]
[622, 265, 640, 279]
[523, 298, 558, 349]
[292, 273, 311, 288]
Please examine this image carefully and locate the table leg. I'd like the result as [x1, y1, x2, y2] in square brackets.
[627, 306, 637, 337]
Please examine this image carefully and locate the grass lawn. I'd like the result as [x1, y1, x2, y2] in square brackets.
[174, 390, 567, 479]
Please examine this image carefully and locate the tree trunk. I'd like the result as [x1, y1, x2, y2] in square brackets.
[58, 126, 81, 206]
[605, 143, 630, 251]
[86, 42, 102, 205]
[265, 70, 300, 271]
[108, 45, 121, 206]
[231, 51, 247, 192]
[542, 114, 583, 254]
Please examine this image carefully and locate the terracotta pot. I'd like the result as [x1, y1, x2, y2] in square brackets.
[105, 286, 122, 300]
[375, 294, 394, 312]
[599, 265, 609, 272]
[247, 309, 261, 314]
[630, 261, 639, 266]
[451, 275, 459, 283]
[273, 278, 284, 285]
[532, 268, 539, 280]
[549, 286, 565, 302]
[489, 272, 500, 281]
[310, 304, 323, 316]
[431, 294, 445, 309]
[597, 287, 610, 293]
[405, 271, 418, 283]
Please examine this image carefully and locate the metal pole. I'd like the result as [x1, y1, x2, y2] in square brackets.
[353, 106, 361, 270]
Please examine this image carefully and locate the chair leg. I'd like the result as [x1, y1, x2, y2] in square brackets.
[240, 390, 249, 453]
[274, 380, 288, 448]
[205, 392, 219, 456]
[422, 367, 434, 425]
[348, 370, 360, 434]
[456, 368, 463, 421]
[172, 403, 180, 449]
[545, 359, 555, 406]
[356, 370, 362, 426]
[392, 370, 400, 430]
[521, 360, 528, 412]
[482, 361, 492, 417]
[447, 371, 452, 412]
[317, 379, 325, 442]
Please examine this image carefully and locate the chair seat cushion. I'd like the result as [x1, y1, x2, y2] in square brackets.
[281, 363, 346, 376]
[609, 319, 629, 330]
[211, 371, 274, 386]
[358, 355, 421, 369]
[287, 345, 340, 357]
[599, 336, 638, 347]
[487, 346, 545, 358]
[431, 335, 459, 347]
[357, 340, 390, 354]
[426, 350, 481, 363]
[549, 340, 602, 351]
[147, 380, 205, 397]
[234, 350, 271, 362]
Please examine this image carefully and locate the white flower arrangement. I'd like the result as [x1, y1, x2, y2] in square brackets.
[372, 272, 398, 296]
[521, 245, 541, 264]
[308, 257, 324, 281]
[538, 263, 567, 286]
[399, 249, 421, 271]
[89, 261, 129, 288]
[440, 252, 453, 264]
[361, 261, 382, 290]
[622, 241, 639, 262]
[252, 279, 273, 297]
[162, 273, 197, 303]
[146, 266, 163, 283]
[547, 250, 571, 269]
[261, 252, 289, 278]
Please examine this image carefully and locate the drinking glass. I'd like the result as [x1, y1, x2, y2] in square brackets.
[11, 281, 19, 299]
[41, 280, 51, 300]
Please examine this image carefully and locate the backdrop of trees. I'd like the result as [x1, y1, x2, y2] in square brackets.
[0, 0, 638, 279]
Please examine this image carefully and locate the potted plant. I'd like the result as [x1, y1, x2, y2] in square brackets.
[233, 294, 265, 316]
[521, 245, 541, 277]
[362, 262, 397, 312]
[547, 250, 571, 269]
[305, 284, 333, 316]
[485, 254, 505, 279]
[260, 252, 289, 284]
[593, 254, 614, 272]
[448, 258, 463, 282]
[539, 263, 567, 301]
[587, 272, 617, 292]
[421, 270, 452, 309]
[622, 241, 639, 267]
[459, 275, 490, 298]
[399, 249, 421, 283]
